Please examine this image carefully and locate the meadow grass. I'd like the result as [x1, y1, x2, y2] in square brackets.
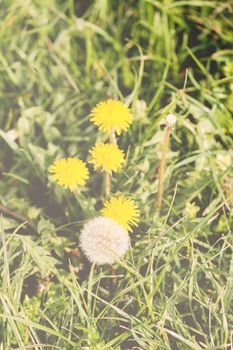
[0, 0, 232, 349]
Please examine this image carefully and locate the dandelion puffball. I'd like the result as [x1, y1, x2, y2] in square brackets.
[79, 217, 129, 265]
[90, 99, 133, 135]
[49, 158, 89, 190]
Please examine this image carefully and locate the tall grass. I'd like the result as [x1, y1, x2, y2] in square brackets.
[0, 0, 232, 349]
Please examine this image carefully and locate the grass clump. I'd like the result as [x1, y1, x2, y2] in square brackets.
[0, 0, 232, 349]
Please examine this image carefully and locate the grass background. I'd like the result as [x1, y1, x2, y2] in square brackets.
[0, 0, 233, 349]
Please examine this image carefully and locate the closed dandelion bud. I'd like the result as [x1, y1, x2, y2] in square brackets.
[165, 114, 177, 129]
[79, 217, 129, 265]
[132, 99, 147, 121]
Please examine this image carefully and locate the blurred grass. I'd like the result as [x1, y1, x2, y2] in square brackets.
[0, 0, 233, 349]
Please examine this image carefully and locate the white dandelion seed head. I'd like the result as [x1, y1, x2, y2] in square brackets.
[166, 114, 177, 128]
[79, 216, 129, 265]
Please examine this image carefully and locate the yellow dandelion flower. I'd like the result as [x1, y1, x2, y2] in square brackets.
[90, 143, 125, 173]
[101, 196, 139, 232]
[90, 99, 133, 135]
[49, 158, 89, 190]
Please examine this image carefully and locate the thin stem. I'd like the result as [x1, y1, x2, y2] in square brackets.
[105, 172, 110, 198]
[104, 128, 116, 198]
[0, 203, 37, 232]
[110, 128, 117, 145]
[156, 127, 171, 213]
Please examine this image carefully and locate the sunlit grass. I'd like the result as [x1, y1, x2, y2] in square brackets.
[0, 0, 232, 349]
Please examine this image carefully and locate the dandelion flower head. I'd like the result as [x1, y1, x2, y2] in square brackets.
[79, 216, 129, 265]
[101, 196, 139, 232]
[90, 99, 133, 135]
[90, 143, 125, 173]
[49, 158, 89, 190]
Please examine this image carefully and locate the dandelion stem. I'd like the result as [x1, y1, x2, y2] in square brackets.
[104, 128, 116, 198]
[0, 203, 37, 232]
[110, 128, 117, 145]
[156, 114, 176, 213]
[105, 172, 110, 198]
[156, 126, 171, 213]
